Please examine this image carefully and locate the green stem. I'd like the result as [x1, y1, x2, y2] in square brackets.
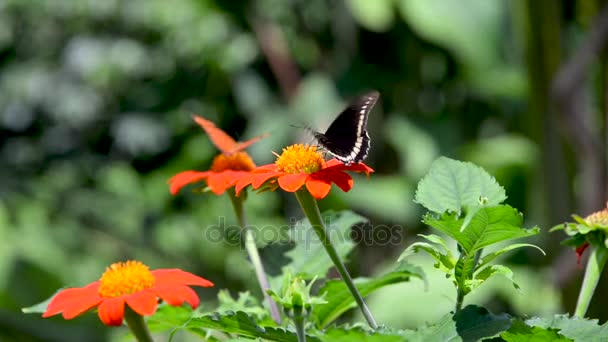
[123, 306, 154, 342]
[292, 307, 307, 342]
[294, 190, 378, 329]
[454, 248, 482, 313]
[229, 191, 282, 324]
[574, 245, 608, 317]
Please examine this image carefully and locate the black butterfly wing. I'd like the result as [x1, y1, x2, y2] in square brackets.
[315, 91, 379, 164]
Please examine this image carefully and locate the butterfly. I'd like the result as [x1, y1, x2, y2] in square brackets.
[193, 115, 268, 155]
[313, 91, 379, 164]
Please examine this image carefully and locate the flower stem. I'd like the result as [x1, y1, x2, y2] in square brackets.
[124, 306, 154, 342]
[229, 191, 282, 324]
[574, 245, 608, 317]
[292, 307, 307, 342]
[294, 190, 378, 329]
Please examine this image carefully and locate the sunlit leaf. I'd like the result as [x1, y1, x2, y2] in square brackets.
[501, 319, 571, 342]
[415, 157, 506, 215]
[423, 205, 539, 254]
[526, 315, 608, 342]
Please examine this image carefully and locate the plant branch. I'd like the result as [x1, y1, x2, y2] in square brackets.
[574, 245, 608, 317]
[124, 306, 154, 342]
[294, 190, 378, 329]
[229, 191, 282, 324]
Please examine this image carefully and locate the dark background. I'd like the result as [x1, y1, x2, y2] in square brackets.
[1, 0, 608, 341]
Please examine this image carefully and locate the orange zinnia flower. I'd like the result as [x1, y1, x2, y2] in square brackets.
[169, 116, 268, 195]
[42, 261, 213, 326]
[235, 144, 373, 199]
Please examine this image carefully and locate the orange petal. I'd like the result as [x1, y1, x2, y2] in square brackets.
[154, 285, 200, 309]
[193, 115, 237, 154]
[97, 297, 126, 326]
[231, 133, 270, 153]
[207, 171, 247, 195]
[278, 173, 308, 192]
[235, 173, 254, 195]
[323, 160, 374, 174]
[152, 269, 214, 287]
[305, 176, 332, 199]
[323, 158, 343, 168]
[125, 290, 158, 317]
[43, 282, 102, 319]
[326, 170, 354, 192]
[251, 171, 282, 189]
[168, 171, 211, 195]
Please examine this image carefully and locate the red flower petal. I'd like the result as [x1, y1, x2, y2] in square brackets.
[325, 170, 353, 192]
[43, 282, 102, 319]
[168, 171, 211, 195]
[253, 163, 280, 173]
[251, 171, 282, 189]
[324, 161, 374, 174]
[207, 171, 247, 195]
[125, 290, 158, 317]
[154, 285, 200, 309]
[278, 173, 308, 192]
[193, 115, 238, 154]
[305, 176, 332, 199]
[98, 297, 126, 326]
[152, 269, 214, 287]
[322, 159, 343, 168]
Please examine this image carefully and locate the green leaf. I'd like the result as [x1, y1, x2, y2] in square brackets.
[415, 157, 506, 215]
[398, 234, 456, 272]
[346, 0, 394, 32]
[471, 264, 519, 291]
[216, 290, 269, 321]
[477, 243, 545, 270]
[526, 315, 608, 342]
[283, 210, 365, 279]
[453, 305, 512, 342]
[186, 310, 316, 342]
[321, 326, 405, 342]
[399, 312, 460, 342]
[424, 205, 539, 254]
[502, 319, 572, 342]
[312, 263, 425, 328]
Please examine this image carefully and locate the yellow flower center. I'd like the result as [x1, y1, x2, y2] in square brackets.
[98, 261, 155, 298]
[585, 204, 608, 227]
[275, 144, 324, 174]
[210, 152, 256, 172]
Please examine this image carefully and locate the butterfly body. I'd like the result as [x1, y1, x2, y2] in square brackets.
[314, 91, 379, 164]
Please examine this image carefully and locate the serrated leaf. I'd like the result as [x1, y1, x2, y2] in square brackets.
[477, 244, 545, 270]
[321, 326, 405, 342]
[415, 157, 506, 215]
[400, 312, 460, 342]
[398, 240, 455, 272]
[453, 305, 512, 342]
[502, 319, 572, 341]
[424, 205, 539, 254]
[186, 310, 316, 342]
[526, 315, 608, 342]
[472, 264, 519, 291]
[312, 263, 425, 328]
[283, 210, 365, 279]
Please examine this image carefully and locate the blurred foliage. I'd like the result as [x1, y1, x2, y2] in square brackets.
[1, 0, 606, 340]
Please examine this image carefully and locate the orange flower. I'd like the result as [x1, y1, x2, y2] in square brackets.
[169, 116, 268, 195]
[235, 144, 373, 199]
[42, 261, 213, 326]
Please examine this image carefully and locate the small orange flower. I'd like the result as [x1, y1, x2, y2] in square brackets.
[235, 144, 373, 199]
[169, 116, 268, 195]
[42, 261, 213, 326]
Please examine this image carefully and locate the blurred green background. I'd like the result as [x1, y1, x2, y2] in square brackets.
[2, 0, 608, 340]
